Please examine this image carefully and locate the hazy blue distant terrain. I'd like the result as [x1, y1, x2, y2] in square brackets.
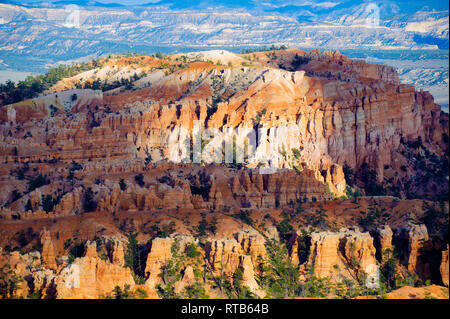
[0, 69, 34, 83]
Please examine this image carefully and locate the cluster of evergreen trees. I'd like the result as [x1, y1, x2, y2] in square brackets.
[77, 72, 143, 92]
[0, 60, 101, 106]
[241, 45, 288, 54]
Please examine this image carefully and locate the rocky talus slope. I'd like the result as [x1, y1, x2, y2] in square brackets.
[0, 49, 448, 298]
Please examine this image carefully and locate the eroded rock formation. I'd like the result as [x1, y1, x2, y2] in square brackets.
[40, 228, 57, 270]
[54, 241, 135, 299]
[305, 228, 377, 282]
[0, 49, 448, 299]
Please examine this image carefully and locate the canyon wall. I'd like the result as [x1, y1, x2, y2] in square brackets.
[0, 50, 447, 209]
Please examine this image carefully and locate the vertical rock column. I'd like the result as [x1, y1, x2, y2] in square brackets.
[40, 228, 58, 270]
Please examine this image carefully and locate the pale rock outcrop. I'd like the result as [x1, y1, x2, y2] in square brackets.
[145, 237, 173, 281]
[144, 235, 197, 289]
[83, 241, 97, 259]
[54, 241, 135, 299]
[30, 269, 56, 298]
[340, 229, 378, 285]
[265, 226, 280, 242]
[307, 228, 378, 283]
[205, 238, 241, 275]
[53, 188, 82, 216]
[375, 225, 393, 261]
[40, 228, 57, 270]
[235, 229, 267, 264]
[206, 230, 267, 277]
[308, 231, 345, 279]
[0, 250, 43, 298]
[174, 265, 195, 294]
[237, 255, 265, 298]
[201, 230, 268, 295]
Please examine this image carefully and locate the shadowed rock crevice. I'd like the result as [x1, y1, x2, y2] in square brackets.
[417, 241, 445, 285]
[372, 230, 383, 263]
[298, 235, 312, 265]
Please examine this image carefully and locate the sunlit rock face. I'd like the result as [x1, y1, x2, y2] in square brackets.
[1, 49, 447, 204]
[301, 228, 378, 282]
